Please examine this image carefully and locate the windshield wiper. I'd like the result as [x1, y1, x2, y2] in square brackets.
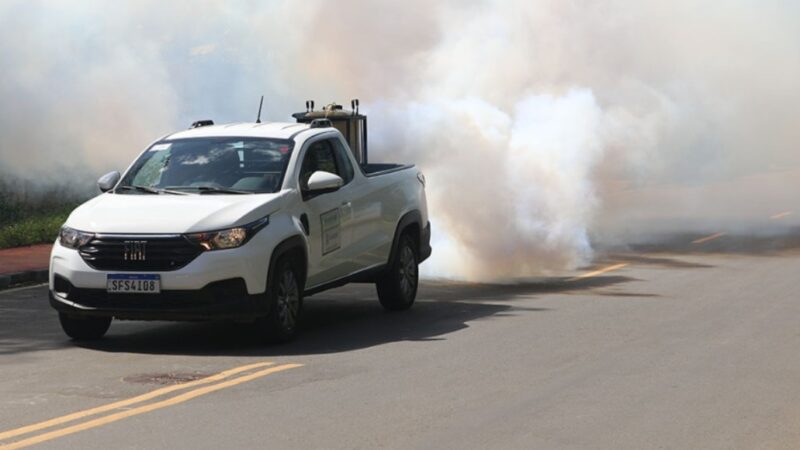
[165, 186, 254, 195]
[115, 185, 190, 195]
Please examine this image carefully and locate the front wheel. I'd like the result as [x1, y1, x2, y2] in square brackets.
[376, 234, 419, 311]
[257, 257, 303, 343]
[59, 313, 111, 340]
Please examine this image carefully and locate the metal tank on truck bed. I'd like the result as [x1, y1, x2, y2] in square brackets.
[293, 100, 368, 165]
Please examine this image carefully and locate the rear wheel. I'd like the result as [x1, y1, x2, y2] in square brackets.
[59, 313, 111, 340]
[258, 257, 303, 343]
[376, 233, 418, 311]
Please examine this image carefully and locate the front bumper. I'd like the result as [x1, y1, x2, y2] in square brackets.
[420, 222, 432, 262]
[48, 237, 274, 321]
[50, 238, 271, 293]
[49, 277, 267, 321]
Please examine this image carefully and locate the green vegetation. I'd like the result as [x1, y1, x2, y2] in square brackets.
[0, 176, 88, 249]
[0, 211, 72, 248]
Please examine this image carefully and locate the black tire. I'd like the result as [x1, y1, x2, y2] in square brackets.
[258, 257, 303, 343]
[59, 313, 111, 340]
[376, 233, 419, 311]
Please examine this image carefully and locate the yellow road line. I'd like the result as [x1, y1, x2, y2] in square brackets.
[1, 363, 302, 450]
[569, 263, 628, 281]
[0, 361, 273, 442]
[691, 232, 727, 245]
[770, 211, 792, 220]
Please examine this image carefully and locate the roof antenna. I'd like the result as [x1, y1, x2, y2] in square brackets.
[255, 95, 264, 124]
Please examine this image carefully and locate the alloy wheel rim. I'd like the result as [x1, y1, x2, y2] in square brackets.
[276, 269, 299, 330]
[398, 245, 417, 298]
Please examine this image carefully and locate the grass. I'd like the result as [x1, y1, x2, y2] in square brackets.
[0, 175, 88, 249]
[0, 210, 74, 249]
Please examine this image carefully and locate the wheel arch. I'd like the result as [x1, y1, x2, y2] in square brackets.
[268, 235, 308, 291]
[388, 210, 423, 265]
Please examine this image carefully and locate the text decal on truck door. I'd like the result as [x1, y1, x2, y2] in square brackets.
[320, 208, 341, 255]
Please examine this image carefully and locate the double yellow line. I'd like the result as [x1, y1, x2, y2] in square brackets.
[691, 232, 727, 245]
[569, 263, 628, 281]
[691, 210, 794, 246]
[0, 361, 302, 449]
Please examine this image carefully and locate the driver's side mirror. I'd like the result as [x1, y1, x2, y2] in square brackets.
[97, 171, 121, 193]
[305, 171, 343, 198]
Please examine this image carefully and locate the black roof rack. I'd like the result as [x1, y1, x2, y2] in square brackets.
[190, 120, 214, 129]
[309, 118, 332, 128]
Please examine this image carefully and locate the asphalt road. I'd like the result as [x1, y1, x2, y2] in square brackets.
[2, 232, 800, 449]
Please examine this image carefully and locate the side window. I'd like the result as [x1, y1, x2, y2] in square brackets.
[330, 139, 355, 185]
[299, 140, 338, 190]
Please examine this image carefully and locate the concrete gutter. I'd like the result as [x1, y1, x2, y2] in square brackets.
[0, 269, 49, 290]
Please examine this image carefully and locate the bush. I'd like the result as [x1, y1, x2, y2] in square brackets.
[0, 173, 89, 249]
[0, 212, 70, 248]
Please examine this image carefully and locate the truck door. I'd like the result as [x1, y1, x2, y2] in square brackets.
[328, 137, 386, 272]
[298, 137, 355, 288]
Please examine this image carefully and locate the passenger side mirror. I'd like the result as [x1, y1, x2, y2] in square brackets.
[306, 171, 343, 195]
[97, 171, 121, 193]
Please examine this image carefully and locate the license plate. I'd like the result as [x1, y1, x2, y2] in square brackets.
[107, 274, 161, 294]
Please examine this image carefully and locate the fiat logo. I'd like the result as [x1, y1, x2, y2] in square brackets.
[123, 241, 147, 261]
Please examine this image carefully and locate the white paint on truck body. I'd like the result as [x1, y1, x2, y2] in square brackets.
[50, 122, 429, 298]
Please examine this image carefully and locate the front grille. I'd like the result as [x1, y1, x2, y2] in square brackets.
[79, 235, 203, 271]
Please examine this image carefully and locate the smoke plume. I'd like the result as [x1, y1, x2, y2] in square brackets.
[1, 1, 799, 280]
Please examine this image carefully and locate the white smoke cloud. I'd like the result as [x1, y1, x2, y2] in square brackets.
[366, 90, 613, 279]
[1, 0, 799, 279]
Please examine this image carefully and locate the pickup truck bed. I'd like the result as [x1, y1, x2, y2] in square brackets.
[361, 163, 413, 176]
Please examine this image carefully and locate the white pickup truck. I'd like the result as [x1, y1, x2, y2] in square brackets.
[49, 102, 431, 342]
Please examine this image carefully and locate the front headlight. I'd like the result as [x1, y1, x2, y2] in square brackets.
[59, 226, 94, 249]
[185, 216, 269, 251]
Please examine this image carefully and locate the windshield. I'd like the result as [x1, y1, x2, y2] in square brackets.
[117, 137, 294, 194]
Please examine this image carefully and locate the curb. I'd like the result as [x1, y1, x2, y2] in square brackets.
[0, 269, 49, 290]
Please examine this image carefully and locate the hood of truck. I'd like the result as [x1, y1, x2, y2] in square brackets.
[65, 192, 286, 234]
